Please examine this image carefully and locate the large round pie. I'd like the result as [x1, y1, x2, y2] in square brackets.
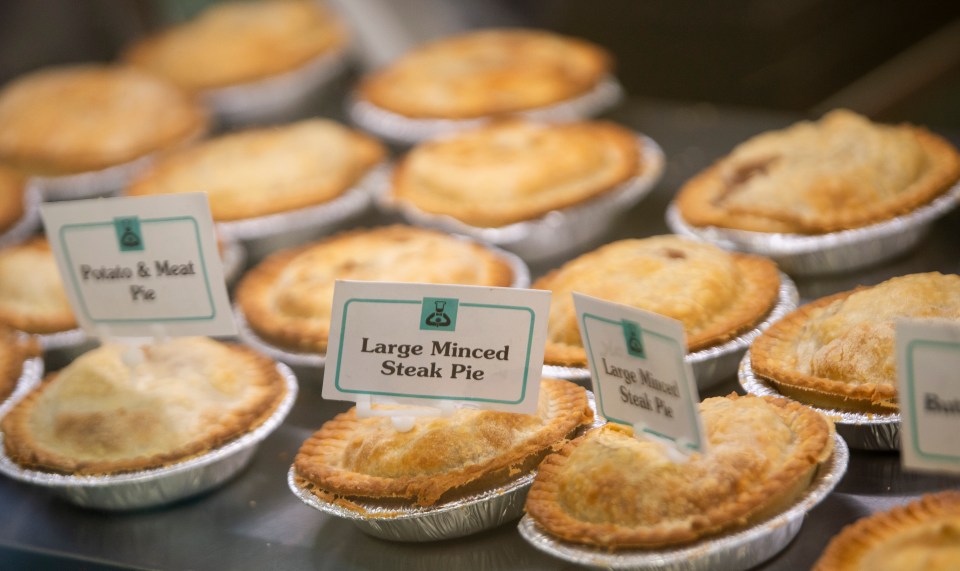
[533, 235, 781, 367]
[391, 119, 641, 227]
[0, 238, 76, 335]
[525, 393, 835, 548]
[358, 28, 612, 120]
[294, 377, 592, 506]
[1, 337, 287, 475]
[750, 272, 960, 414]
[235, 225, 516, 354]
[675, 109, 960, 234]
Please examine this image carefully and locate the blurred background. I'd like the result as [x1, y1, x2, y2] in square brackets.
[2, 0, 959, 131]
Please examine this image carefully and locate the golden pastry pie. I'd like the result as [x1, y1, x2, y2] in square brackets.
[391, 119, 640, 227]
[0, 64, 207, 176]
[0, 325, 37, 402]
[750, 272, 960, 414]
[358, 28, 612, 120]
[294, 377, 592, 506]
[0, 166, 27, 235]
[0, 238, 76, 335]
[675, 110, 960, 234]
[525, 393, 835, 548]
[126, 119, 385, 222]
[813, 490, 960, 571]
[235, 225, 515, 354]
[1, 337, 287, 475]
[124, 0, 347, 93]
[533, 235, 781, 367]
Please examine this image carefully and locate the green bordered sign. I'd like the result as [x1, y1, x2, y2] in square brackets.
[897, 319, 960, 475]
[40, 194, 235, 338]
[322, 281, 551, 414]
[573, 292, 707, 454]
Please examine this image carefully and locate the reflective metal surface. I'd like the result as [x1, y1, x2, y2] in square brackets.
[0, 182, 41, 249]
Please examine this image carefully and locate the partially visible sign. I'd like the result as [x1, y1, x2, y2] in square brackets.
[322, 281, 550, 414]
[40, 194, 235, 338]
[574, 292, 707, 454]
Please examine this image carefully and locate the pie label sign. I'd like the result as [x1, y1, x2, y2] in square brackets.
[323, 281, 550, 414]
[40, 194, 236, 338]
[574, 292, 707, 454]
[897, 319, 960, 474]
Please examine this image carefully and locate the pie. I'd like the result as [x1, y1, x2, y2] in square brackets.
[533, 235, 781, 367]
[235, 225, 516, 354]
[125, 119, 385, 222]
[391, 119, 641, 227]
[675, 109, 960, 234]
[750, 272, 960, 414]
[0, 325, 37, 402]
[1, 337, 287, 475]
[0, 238, 76, 335]
[813, 490, 960, 571]
[525, 393, 835, 548]
[124, 0, 348, 93]
[0, 64, 207, 176]
[0, 166, 27, 235]
[294, 377, 592, 507]
[357, 28, 612, 120]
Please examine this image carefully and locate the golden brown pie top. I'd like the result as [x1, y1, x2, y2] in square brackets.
[1, 337, 286, 475]
[751, 272, 960, 414]
[675, 110, 960, 234]
[391, 119, 640, 227]
[0, 325, 37, 403]
[0, 238, 76, 335]
[124, 0, 347, 92]
[814, 490, 960, 571]
[533, 235, 781, 367]
[358, 28, 611, 119]
[294, 377, 592, 506]
[235, 225, 515, 354]
[0, 166, 26, 235]
[525, 393, 834, 549]
[126, 119, 384, 221]
[0, 64, 207, 175]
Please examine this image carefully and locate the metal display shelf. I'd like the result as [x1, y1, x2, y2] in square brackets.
[1, 100, 958, 570]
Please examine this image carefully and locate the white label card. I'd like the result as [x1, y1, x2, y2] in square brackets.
[897, 319, 960, 475]
[574, 292, 707, 454]
[322, 281, 551, 414]
[40, 194, 236, 338]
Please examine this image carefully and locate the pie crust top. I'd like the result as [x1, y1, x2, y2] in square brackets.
[0, 238, 76, 335]
[533, 235, 781, 367]
[675, 109, 960, 234]
[235, 225, 515, 354]
[358, 28, 611, 119]
[126, 119, 384, 221]
[391, 119, 641, 227]
[124, 0, 347, 92]
[525, 393, 835, 549]
[0, 166, 26, 235]
[294, 377, 593, 506]
[751, 272, 960, 414]
[0, 325, 37, 403]
[813, 490, 960, 571]
[1, 337, 287, 475]
[0, 65, 207, 175]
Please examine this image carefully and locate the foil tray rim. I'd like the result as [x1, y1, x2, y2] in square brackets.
[0, 182, 42, 249]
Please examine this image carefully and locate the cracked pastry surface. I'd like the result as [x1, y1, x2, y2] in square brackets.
[675, 109, 960, 234]
[533, 235, 781, 367]
[525, 393, 834, 548]
[0, 238, 76, 335]
[391, 119, 640, 227]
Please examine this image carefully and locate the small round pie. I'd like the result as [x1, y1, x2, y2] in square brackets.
[235, 225, 516, 354]
[675, 109, 960, 234]
[525, 393, 835, 548]
[294, 377, 592, 506]
[1, 337, 287, 475]
[0, 325, 37, 402]
[124, 0, 348, 93]
[126, 119, 384, 222]
[750, 272, 960, 414]
[391, 119, 641, 227]
[0, 238, 76, 335]
[0, 64, 207, 176]
[358, 28, 612, 120]
[813, 490, 960, 571]
[533, 235, 781, 367]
